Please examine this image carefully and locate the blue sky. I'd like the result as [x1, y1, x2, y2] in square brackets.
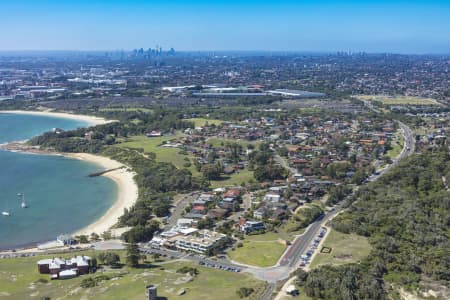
[0, 0, 449, 53]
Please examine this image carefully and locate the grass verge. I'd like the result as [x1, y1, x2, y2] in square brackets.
[309, 229, 371, 269]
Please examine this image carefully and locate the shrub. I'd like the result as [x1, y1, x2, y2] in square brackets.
[80, 278, 96, 288]
[237, 287, 254, 298]
[176, 266, 199, 276]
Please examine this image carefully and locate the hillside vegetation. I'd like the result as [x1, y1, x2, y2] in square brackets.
[296, 149, 450, 299]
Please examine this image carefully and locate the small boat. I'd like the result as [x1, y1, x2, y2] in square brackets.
[2, 198, 10, 216]
[18, 193, 27, 208]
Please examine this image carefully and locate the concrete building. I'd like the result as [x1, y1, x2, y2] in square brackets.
[177, 218, 195, 228]
[175, 229, 226, 254]
[264, 192, 282, 202]
[241, 221, 265, 233]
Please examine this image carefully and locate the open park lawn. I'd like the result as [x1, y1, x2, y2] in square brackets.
[206, 137, 260, 148]
[0, 251, 265, 300]
[309, 229, 371, 269]
[185, 118, 224, 127]
[386, 131, 404, 159]
[210, 168, 254, 188]
[228, 232, 287, 267]
[357, 95, 442, 106]
[115, 134, 200, 176]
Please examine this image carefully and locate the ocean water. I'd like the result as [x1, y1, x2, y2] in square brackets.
[0, 113, 117, 250]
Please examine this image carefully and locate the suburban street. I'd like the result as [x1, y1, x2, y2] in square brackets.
[165, 192, 199, 229]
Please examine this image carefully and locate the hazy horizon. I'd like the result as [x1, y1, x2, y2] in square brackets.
[0, 49, 449, 56]
[0, 0, 449, 54]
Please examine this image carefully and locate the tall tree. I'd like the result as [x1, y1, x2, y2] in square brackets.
[126, 241, 141, 267]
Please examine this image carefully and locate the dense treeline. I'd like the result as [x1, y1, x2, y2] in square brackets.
[249, 143, 288, 182]
[302, 150, 450, 298]
[326, 185, 352, 206]
[295, 263, 387, 300]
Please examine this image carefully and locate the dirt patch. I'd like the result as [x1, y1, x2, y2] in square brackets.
[333, 254, 353, 260]
[173, 274, 194, 285]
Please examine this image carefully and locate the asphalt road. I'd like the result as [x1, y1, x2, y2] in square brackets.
[165, 192, 199, 229]
[368, 121, 415, 182]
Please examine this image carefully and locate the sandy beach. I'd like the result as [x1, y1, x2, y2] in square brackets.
[1, 110, 114, 126]
[68, 153, 138, 237]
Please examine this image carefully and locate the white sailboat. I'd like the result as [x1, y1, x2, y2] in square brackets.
[18, 193, 27, 208]
[2, 198, 10, 216]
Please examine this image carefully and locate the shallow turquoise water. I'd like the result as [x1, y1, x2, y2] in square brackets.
[0, 113, 117, 249]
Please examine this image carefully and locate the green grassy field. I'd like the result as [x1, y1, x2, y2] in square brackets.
[309, 229, 371, 269]
[386, 131, 404, 159]
[115, 134, 200, 176]
[206, 137, 259, 148]
[210, 168, 254, 188]
[281, 201, 324, 233]
[185, 118, 224, 127]
[228, 232, 287, 267]
[0, 251, 265, 300]
[117, 135, 257, 186]
[357, 95, 442, 106]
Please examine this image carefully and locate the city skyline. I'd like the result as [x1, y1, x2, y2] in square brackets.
[0, 0, 450, 54]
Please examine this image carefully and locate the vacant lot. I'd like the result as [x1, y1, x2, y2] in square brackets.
[309, 229, 371, 269]
[358, 95, 442, 106]
[228, 232, 287, 267]
[0, 251, 265, 300]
